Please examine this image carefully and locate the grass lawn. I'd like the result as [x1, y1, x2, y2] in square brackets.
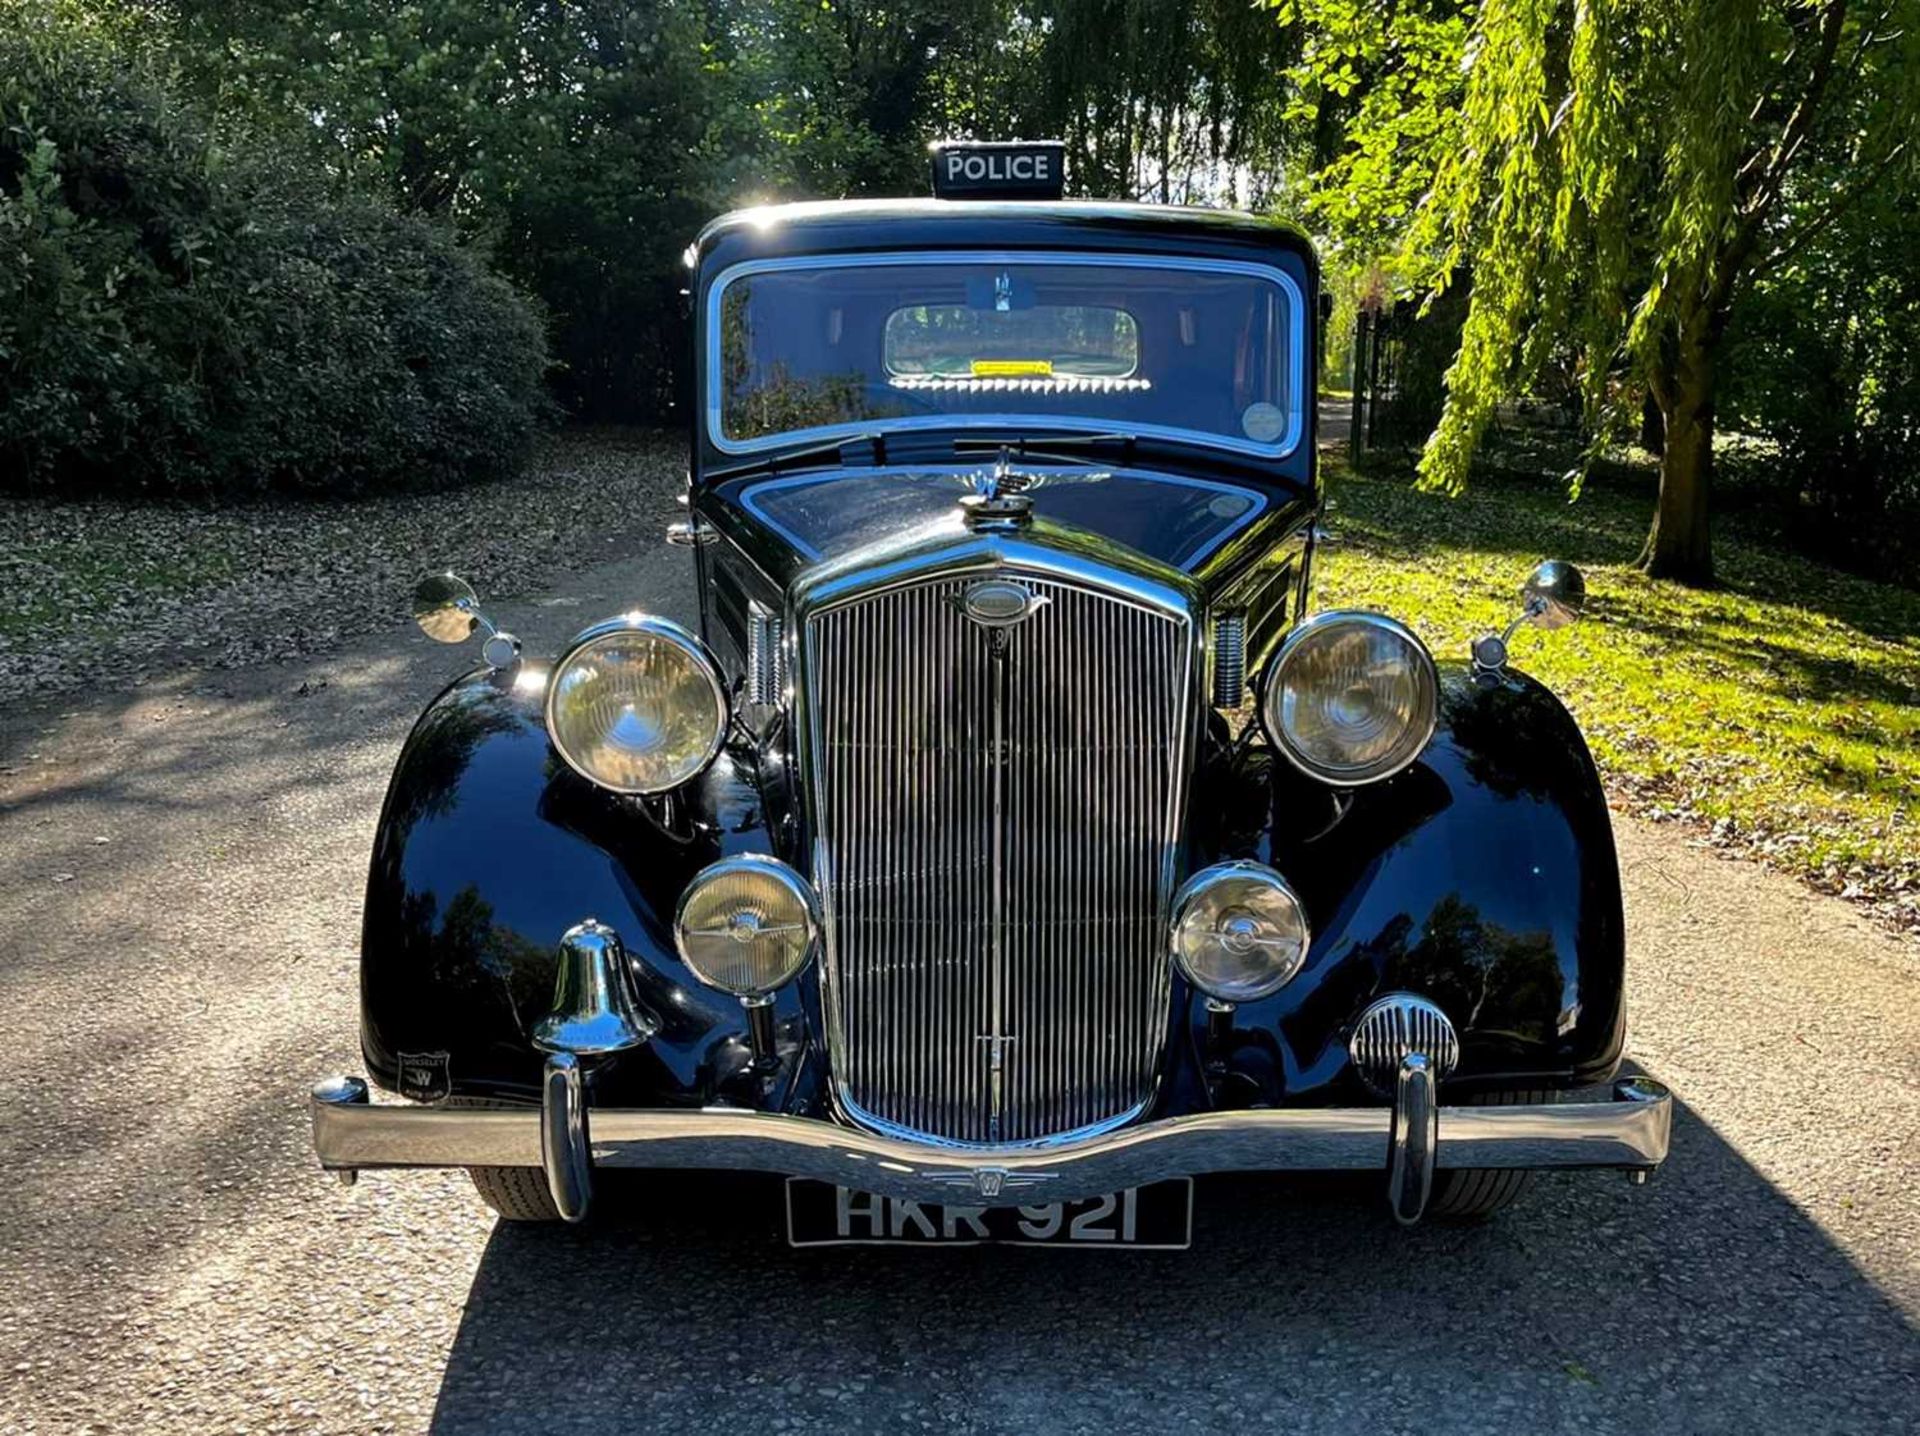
[1315, 451, 1920, 939]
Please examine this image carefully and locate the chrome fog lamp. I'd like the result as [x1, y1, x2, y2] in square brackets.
[1170, 861, 1311, 1004]
[674, 855, 820, 1000]
[1262, 611, 1438, 785]
[1349, 992, 1459, 1095]
[546, 615, 728, 794]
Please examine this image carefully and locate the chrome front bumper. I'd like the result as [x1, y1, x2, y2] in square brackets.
[310, 1067, 1672, 1225]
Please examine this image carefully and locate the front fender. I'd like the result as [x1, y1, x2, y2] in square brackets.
[1183, 663, 1626, 1106]
[362, 661, 1622, 1121]
[358, 666, 818, 1111]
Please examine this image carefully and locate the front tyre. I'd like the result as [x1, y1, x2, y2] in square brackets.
[442, 1096, 565, 1221]
[467, 1166, 562, 1223]
[1427, 1088, 1549, 1220]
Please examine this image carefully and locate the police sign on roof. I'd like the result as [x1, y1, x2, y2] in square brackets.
[929, 140, 1067, 201]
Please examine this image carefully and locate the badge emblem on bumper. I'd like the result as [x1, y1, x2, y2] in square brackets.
[924, 1166, 1059, 1199]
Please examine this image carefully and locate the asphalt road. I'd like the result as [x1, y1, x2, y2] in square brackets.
[2, 538, 1916, 1435]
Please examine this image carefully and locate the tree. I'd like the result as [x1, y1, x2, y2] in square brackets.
[1721, 93, 1920, 579]
[155, 0, 1317, 417]
[737, 0, 1026, 198]
[160, 0, 761, 420]
[1023, 0, 1303, 205]
[0, 0, 549, 495]
[1284, 0, 1920, 585]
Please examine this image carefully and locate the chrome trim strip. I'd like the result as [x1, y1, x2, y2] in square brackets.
[704, 251, 1309, 461]
[791, 525, 1201, 619]
[746, 599, 785, 706]
[832, 1088, 1156, 1153]
[1208, 608, 1247, 708]
[310, 1080, 1674, 1208]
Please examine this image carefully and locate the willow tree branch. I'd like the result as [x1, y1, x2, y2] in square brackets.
[1719, 0, 1851, 314]
[1758, 137, 1911, 276]
[1744, 0, 1851, 224]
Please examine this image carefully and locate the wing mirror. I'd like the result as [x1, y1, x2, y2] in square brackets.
[1520, 559, 1586, 630]
[1472, 560, 1585, 675]
[412, 573, 521, 670]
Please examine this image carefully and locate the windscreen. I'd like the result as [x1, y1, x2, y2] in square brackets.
[711, 255, 1300, 456]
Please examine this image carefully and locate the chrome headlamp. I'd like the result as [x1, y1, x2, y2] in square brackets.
[1261, 611, 1438, 785]
[545, 615, 728, 794]
[674, 855, 820, 999]
[1170, 861, 1310, 1003]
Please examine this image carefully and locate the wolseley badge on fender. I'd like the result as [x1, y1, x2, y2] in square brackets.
[395, 1051, 450, 1103]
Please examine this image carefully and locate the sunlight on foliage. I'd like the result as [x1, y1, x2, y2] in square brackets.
[1316, 456, 1920, 929]
[1281, 0, 1920, 583]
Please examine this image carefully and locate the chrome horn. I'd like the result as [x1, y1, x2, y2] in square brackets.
[530, 919, 657, 1222]
[1472, 560, 1587, 676]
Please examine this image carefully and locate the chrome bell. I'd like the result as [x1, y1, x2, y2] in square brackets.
[533, 919, 657, 1057]
[532, 919, 655, 1224]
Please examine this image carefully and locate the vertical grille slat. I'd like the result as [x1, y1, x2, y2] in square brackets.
[806, 571, 1191, 1146]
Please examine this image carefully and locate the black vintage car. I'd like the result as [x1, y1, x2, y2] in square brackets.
[310, 144, 1670, 1244]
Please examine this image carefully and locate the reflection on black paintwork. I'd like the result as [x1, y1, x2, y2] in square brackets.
[1383, 896, 1564, 1056]
[734, 465, 1267, 568]
[377, 685, 527, 850]
[1443, 669, 1595, 802]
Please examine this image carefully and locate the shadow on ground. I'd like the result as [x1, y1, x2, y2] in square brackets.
[427, 1095, 1916, 1434]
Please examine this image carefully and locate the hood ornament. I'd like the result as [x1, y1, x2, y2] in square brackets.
[959, 448, 1034, 530]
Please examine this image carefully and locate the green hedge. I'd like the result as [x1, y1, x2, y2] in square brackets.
[0, 9, 551, 496]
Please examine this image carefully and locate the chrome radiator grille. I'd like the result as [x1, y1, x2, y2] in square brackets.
[803, 571, 1192, 1145]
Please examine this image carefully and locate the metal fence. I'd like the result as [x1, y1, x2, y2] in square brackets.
[1351, 293, 1462, 456]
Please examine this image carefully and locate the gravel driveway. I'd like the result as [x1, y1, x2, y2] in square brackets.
[0, 430, 681, 708]
[2, 527, 1916, 1434]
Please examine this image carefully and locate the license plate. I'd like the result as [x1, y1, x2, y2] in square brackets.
[784, 1178, 1193, 1249]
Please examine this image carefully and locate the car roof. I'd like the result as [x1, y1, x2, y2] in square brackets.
[691, 198, 1315, 272]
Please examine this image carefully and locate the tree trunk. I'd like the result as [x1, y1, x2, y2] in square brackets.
[1640, 322, 1716, 584]
[1638, 390, 1665, 456]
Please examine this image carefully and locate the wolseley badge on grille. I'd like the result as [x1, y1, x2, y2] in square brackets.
[959, 579, 1047, 628]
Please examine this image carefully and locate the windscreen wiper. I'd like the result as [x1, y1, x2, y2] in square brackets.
[950, 432, 1138, 464]
[704, 432, 891, 485]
